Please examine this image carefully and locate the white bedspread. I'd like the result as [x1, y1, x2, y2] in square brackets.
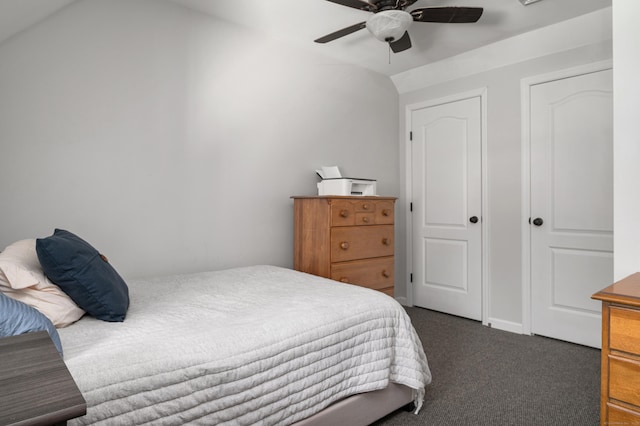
[59, 265, 431, 425]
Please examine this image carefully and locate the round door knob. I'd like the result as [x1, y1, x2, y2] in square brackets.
[532, 217, 544, 226]
[340, 241, 350, 250]
[381, 270, 390, 278]
[340, 209, 349, 218]
[362, 217, 369, 223]
[469, 216, 479, 224]
[382, 238, 390, 246]
[362, 204, 370, 210]
[382, 209, 390, 216]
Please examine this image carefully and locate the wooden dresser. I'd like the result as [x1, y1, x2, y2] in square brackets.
[292, 196, 396, 296]
[592, 273, 640, 425]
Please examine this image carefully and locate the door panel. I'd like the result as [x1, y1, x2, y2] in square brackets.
[423, 118, 467, 226]
[412, 96, 482, 320]
[550, 248, 612, 312]
[530, 68, 613, 348]
[425, 238, 467, 292]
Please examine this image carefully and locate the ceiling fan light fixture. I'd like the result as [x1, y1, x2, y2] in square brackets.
[366, 10, 413, 42]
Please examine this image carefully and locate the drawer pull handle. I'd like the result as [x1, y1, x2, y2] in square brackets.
[381, 270, 390, 278]
[362, 217, 369, 223]
[340, 209, 349, 218]
[382, 209, 390, 217]
[340, 277, 349, 283]
[362, 204, 370, 210]
[382, 238, 390, 246]
[340, 241, 350, 250]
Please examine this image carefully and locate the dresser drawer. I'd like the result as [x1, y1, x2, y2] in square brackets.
[610, 306, 640, 354]
[331, 200, 395, 226]
[380, 287, 394, 297]
[373, 200, 394, 225]
[355, 200, 394, 225]
[355, 212, 376, 225]
[608, 402, 640, 424]
[331, 225, 394, 262]
[331, 257, 394, 290]
[355, 200, 376, 212]
[331, 200, 356, 226]
[609, 354, 640, 407]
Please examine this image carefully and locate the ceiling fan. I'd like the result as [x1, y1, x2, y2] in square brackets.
[315, 0, 484, 53]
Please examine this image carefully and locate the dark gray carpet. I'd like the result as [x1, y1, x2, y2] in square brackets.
[372, 307, 600, 426]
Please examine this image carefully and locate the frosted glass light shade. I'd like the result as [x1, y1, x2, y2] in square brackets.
[366, 10, 412, 42]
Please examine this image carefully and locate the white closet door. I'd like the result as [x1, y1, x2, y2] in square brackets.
[530, 68, 613, 348]
[411, 96, 482, 320]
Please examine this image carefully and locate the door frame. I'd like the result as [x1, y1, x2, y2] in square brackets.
[520, 59, 613, 335]
[404, 87, 489, 326]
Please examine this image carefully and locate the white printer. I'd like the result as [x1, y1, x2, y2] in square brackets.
[315, 166, 377, 196]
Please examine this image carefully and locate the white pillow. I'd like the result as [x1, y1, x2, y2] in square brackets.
[0, 239, 39, 289]
[0, 239, 85, 327]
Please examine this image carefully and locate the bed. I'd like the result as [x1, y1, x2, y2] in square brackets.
[1, 232, 431, 425]
[58, 265, 431, 425]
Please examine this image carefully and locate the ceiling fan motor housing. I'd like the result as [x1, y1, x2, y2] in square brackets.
[366, 10, 413, 42]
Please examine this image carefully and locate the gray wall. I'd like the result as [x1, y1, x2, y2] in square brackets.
[0, 0, 400, 278]
[396, 13, 612, 328]
[1, 0, 623, 333]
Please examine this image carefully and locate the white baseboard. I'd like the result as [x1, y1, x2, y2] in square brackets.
[395, 305, 524, 335]
[487, 317, 524, 335]
[395, 296, 409, 306]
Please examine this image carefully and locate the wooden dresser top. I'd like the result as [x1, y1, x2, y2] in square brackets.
[592, 272, 640, 308]
[291, 196, 397, 200]
[0, 331, 86, 425]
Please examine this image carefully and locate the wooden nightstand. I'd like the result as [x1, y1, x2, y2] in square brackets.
[0, 331, 86, 425]
[592, 274, 640, 425]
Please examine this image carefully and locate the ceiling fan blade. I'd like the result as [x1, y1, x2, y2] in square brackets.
[411, 7, 483, 23]
[390, 31, 412, 53]
[314, 21, 367, 43]
[400, 0, 420, 8]
[324, 0, 376, 12]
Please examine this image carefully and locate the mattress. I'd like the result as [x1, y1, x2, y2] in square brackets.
[58, 265, 431, 425]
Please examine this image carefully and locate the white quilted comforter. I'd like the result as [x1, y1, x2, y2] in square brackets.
[59, 265, 431, 425]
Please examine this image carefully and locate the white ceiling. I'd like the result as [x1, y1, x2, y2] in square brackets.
[0, 0, 612, 76]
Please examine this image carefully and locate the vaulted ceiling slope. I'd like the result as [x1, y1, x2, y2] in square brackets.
[0, 0, 76, 46]
[0, 0, 611, 76]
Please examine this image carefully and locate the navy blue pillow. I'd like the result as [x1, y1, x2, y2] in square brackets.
[36, 229, 129, 322]
[0, 292, 63, 356]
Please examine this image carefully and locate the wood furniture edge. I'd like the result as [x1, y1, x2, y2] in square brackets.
[0, 331, 86, 425]
[293, 197, 331, 277]
[592, 272, 640, 424]
[291, 196, 398, 200]
[592, 273, 640, 308]
[599, 301, 611, 424]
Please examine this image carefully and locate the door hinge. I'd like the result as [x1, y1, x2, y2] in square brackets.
[409, 131, 413, 141]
